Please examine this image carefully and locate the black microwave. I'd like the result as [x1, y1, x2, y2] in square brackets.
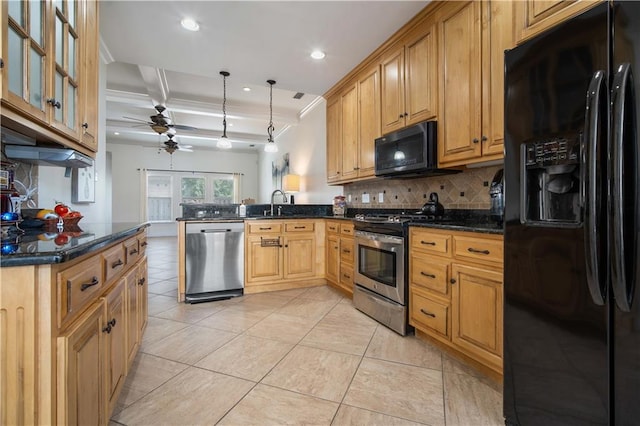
[374, 120, 458, 178]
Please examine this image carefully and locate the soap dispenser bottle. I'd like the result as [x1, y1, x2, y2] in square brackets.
[239, 201, 246, 217]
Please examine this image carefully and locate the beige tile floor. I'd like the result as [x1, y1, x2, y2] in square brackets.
[110, 237, 503, 426]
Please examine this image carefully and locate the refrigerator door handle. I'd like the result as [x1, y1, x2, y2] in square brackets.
[610, 63, 637, 312]
[583, 70, 606, 306]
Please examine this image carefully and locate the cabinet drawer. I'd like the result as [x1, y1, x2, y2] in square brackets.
[411, 255, 450, 297]
[248, 223, 283, 234]
[124, 237, 140, 265]
[326, 221, 340, 233]
[285, 222, 314, 232]
[453, 235, 503, 265]
[103, 243, 127, 284]
[340, 223, 354, 236]
[340, 240, 354, 264]
[410, 290, 449, 338]
[340, 264, 354, 289]
[410, 229, 451, 256]
[138, 233, 148, 256]
[57, 256, 103, 327]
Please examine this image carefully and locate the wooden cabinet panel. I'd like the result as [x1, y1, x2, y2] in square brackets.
[285, 222, 315, 232]
[453, 234, 503, 265]
[405, 23, 438, 125]
[79, 0, 99, 150]
[381, 47, 405, 134]
[247, 222, 282, 234]
[326, 234, 340, 284]
[340, 240, 354, 264]
[452, 263, 503, 369]
[103, 243, 126, 285]
[340, 223, 354, 237]
[326, 95, 342, 183]
[410, 288, 450, 338]
[326, 221, 340, 234]
[517, 0, 601, 43]
[340, 83, 359, 180]
[124, 237, 140, 265]
[411, 254, 450, 297]
[284, 234, 316, 279]
[339, 263, 354, 292]
[57, 255, 103, 327]
[410, 227, 451, 256]
[357, 66, 380, 178]
[57, 300, 107, 426]
[246, 235, 283, 283]
[137, 257, 148, 337]
[439, 1, 482, 164]
[104, 279, 127, 415]
[125, 267, 139, 367]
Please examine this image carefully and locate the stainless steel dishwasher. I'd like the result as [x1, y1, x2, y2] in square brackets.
[185, 221, 244, 303]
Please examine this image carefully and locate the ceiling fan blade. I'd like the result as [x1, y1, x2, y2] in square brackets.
[122, 116, 154, 125]
[178, 147, 193, 152]
[172, 124, 198, 131]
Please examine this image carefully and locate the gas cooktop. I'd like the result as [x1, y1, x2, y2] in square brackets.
[353, 213, 455, 224]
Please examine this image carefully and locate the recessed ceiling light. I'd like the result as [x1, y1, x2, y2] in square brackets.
[310, 50, 325, 60]
[243, 87, 251, 92]
[181, 18, 200, 32]
[114, 132, 120, 135]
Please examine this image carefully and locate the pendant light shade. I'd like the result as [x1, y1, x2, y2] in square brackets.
[264, 79, 278, 153]
[217, 71, 232, 149]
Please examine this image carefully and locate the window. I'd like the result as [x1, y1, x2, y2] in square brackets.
[145, 170, 241, 222]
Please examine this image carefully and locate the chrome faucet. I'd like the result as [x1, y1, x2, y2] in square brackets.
[270, 189, 286, 216]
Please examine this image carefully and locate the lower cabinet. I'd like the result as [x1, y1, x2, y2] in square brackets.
[325, 220, 354, 296]
[104, 279, 127, 415]
[409, 226, 503, 375]
[245, 220, 325, 293]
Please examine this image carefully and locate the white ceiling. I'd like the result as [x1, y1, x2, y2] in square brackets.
[101, 1, 428, 153]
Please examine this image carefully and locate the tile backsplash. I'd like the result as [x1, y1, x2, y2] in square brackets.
[343, 165, 502, 210]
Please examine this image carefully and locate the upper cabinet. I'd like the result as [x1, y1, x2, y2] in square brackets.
[326, 63, 381, 184]
[381, 21, 438, 134]
[515, 0, 602, 43]
[438, 1, 514, 167]
[1, 0, 99, 154]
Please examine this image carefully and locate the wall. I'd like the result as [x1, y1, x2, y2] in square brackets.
[35, 60, 111, 224]
[258, 98, 342, 204]
[344, 165, 502, 210]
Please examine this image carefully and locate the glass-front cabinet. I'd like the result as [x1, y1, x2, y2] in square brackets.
[1, 0, 99, 152]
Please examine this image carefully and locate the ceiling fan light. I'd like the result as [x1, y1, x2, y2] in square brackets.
[264, 141, 278, 153]
[181, 18, 200, 32]
[217, 137, 232, 149]
[151, 123, 169, 134]
[310, 50, 326, 60]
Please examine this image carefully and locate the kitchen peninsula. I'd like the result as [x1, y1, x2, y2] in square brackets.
[1, 222, 149, 425]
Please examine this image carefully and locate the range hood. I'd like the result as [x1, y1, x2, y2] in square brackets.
[4, 144, 93, 168]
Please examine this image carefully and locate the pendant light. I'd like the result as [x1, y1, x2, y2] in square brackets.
[264, 79, 278, 153]
[217, 71, 232, 149]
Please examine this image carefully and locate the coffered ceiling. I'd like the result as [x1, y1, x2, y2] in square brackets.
[101, 1, 428, 153]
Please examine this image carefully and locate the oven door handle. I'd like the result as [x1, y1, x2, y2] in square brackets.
[355, 230, 404, 246]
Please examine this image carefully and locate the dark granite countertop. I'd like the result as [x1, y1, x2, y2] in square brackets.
[409, 221, 503, 235]
[1, 222, 150, 267]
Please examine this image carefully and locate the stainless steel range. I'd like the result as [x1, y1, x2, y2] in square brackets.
[353, 213, 443, 335]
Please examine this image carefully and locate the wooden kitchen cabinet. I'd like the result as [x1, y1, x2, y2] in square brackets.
[125, 266, 140, 367]
[245, 219, 325, 293]
[137, 256, 149, 341]
[326, 63, 380, 184]
[325, 220, 354, 296]
[2, 228, 148, 424]
[409, 226, 504, 375]
[381, 20, 438, 134]
[0, 0, 100, 153]
[438, 0, 514, 167]
[515, 0, 602, 43]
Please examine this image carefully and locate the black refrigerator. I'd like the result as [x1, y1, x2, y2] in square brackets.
[504, 2, 640, 425]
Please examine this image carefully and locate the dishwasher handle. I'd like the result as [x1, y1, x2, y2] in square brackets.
[200, 229, 237, 233]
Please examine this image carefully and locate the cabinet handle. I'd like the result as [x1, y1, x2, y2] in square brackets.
[46, 98, 61, 109]
[404, 112, 408, 117]
[82, 122, 89, 129]
[342, 249, 351, 254]
[343, 273, 351, 279]
[420, 240, 436, 246]
[294, 226, 306, 229]
[109, 318, 116, 327]
[481, 135, 487, 142]
[141, 241, 148, 247]
[259, 227, 272, 230]
[80, 277, 99, 291]
[138, 277, 146, 286]
[472, 138, 479, 144]
[129, 248, 138, 255]
[450, 278, 456, 284]
[420, 271, 436, 279]
[420, 308, 436, 318]
[102, 324, 112, 334]
[399, 114, 404, 118]
[112, 259, 124, 269]
[467, 247, 490, 255]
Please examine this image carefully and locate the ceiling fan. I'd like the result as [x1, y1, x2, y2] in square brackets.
[159, 134, 193, 155]
[125, 105, 198, 134]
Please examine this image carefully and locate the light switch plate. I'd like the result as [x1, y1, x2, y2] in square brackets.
[378, 192, 384, 203]
[362, 193, 370, 203]
[348, 194, 352, 202]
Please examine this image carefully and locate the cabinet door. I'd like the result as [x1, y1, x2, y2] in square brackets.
[246, 235, 283, 283]
[481, 0, 513, 159]
[104, 279, 127, 415]
[284, 234, 316, 279]
[451, 263, 503, 369]
[326, 95, 342, 183]
[340, 83, 359, 181]
[405, 22, 438, 125]
[438, 1, 482, 165]
[2, 0, 49, 123]
[57, 300, 107, 426]
[137, 257, 148, 338]
[326, 234, 340, 284]
[49, 0, 81, 140]
[125, 267, 139, 367]
[357, 65, 380, 178]
[516, 0, 602, 43]
[79, 0, 98, 150]
[380, 46, 405, 134]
